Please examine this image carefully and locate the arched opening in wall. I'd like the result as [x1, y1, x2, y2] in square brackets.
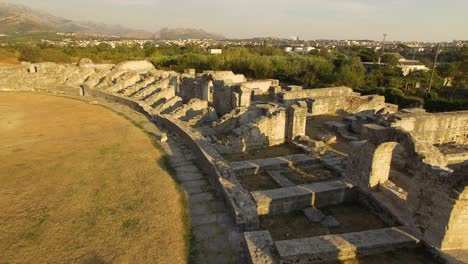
[371, 142, 414, 207]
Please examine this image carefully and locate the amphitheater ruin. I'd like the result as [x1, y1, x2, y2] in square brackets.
[0, 59, 466, 264]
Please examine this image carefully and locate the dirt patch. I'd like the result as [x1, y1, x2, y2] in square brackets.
[280, 165, 339, 185]
[0, 93, 187, 264]
[261, 202, 389, 241]
[322, 203, 389, 234]
[237, 172, 280, 191]
[260, 211, 328, 241]
[222, 143, 303, 162]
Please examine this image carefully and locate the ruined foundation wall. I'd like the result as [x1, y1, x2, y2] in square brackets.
[213, 82, 252, 116]
[179, 75, 210, 103]
[238, 110, 287, 151]
[279, 86, 355, 106]
[308, 95, 386, 116]
[242, 79, 279, 95]
[347, 134, 467, 250]
[209, 107, 263, 136]
[388, 111, 468, 144]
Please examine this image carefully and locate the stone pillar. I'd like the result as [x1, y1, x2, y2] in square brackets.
[369, 142, 398, 188]
[269, 85, 282, 101]
[206, 80, 213, 103]
[346, 141, 396, 190]
[238, 86, 252, 107]
[286, 102, 308, 140]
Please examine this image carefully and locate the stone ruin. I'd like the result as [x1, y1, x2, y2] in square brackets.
[0, 59, 466, 264]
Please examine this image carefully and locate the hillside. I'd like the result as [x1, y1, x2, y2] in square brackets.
[0, 2, 223, 39]
[156, 27, 224, 40]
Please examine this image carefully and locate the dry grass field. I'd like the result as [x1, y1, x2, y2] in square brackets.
[0, 93, 188, 264]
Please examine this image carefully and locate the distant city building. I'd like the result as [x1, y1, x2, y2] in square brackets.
[398, 60, 429, 76]
[284, 47, 293, 53]
[209, 49, 222, 54]
[362, 53, 429, 76]
[293, 47, 304, 53]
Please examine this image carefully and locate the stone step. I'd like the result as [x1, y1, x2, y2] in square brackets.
[122, 76, 157, 97]
[275, 227, 420, 263]
[189, 192, 216, 204]
[176, 171, 205, 182]
[131, 84, 160, 100]
[252, 180, 354, 216]
[192, 213, 229, 226]
[190, 201, 228, 217]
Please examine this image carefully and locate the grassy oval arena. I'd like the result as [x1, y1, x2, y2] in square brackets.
[0, 93, 187, 264]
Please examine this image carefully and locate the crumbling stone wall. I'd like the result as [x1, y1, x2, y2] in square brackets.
[208, 107, 263, 136]
[278, 86, 356, 106]
[242, 79, 279, 95]
[179, 74, 211, 103]
[307, 95, 386, 116]
[386, 111, 468, 144]
[179, 71, 247, 104]
[213, 82, 252, 116]
[347, 124, 467, 250]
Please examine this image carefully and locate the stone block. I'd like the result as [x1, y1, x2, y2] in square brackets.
[321, 215, 340, 227]
[303, 207, 325, 222]
[244, 231, 278, 264]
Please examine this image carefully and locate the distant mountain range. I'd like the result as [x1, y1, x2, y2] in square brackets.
[0, 2, 224, 39]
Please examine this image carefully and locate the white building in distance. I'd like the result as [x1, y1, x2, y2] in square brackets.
[209, 49, 222, 55]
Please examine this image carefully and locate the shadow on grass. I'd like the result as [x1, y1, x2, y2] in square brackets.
[81, 252, 111, 264]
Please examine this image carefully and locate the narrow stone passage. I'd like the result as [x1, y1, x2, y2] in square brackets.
[159, 129, 245, 264]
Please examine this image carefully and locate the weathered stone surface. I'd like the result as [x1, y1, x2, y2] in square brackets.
[278, 86, 355, 107]
[303, 207, 326, 222]
[321, 215, 340, 227]
[275, 227, 420, 264]
[252, 180, 354, 215]
[115, 60, 155, 71]
[244, 231, 278, 264]
[231, 154, 319, 176]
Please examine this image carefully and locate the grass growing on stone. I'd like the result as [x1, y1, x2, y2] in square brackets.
[322, 203, 389, 234]
[237, 172, 280, 191]
[261, 202, 390, 241]
[222, 143, 303, 162]
[280, 166, 339, 185]
[260, 211, 328, 241]
[0, 93, 188, 264]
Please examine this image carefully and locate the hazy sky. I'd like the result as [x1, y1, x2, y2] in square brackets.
[4, 0, 468, 41]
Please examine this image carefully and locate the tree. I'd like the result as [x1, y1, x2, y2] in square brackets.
[334, 58, 366, 88]
[359, 49, 378, 62]
[437, 63, 459, 86]
[381, 53, 399, 66]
